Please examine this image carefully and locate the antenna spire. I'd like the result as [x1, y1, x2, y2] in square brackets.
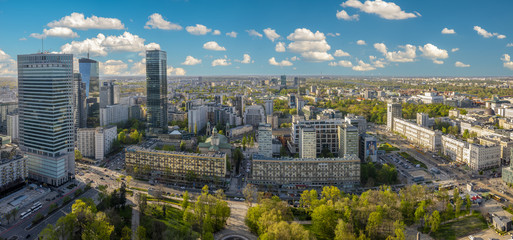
[41, 38, 44, 53]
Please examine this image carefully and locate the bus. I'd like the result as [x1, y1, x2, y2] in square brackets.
[491, 194, 505, 202]
[20, 211, 30, 220]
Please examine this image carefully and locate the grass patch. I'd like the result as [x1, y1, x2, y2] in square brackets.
[147, 197, 182, 206]
[129, 187, 148, 192]
[430, 212, 488, 240]
[399, 152, 427, 169]
[378, 143, 399, 153]
[140, 203, 199, 239]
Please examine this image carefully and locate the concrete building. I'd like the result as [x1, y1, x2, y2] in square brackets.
[280, 75, 287, 86]
[338, 124, 359, 157]
[418, 92, 444, 104]
[228, 125, 253, 139]
[250, 154, 360, 189]
[393, 118, 442, 152]
[6, 114, 18, 142]
[288, 94, 296, 108]
[344, 114, 367, 135]
[243, 105, 265, 127]
[289, 119, 344, 156]
[299, 127, 316, 158]
[502, 149, 513, 185]
[442, 135, 467, 163]
[77, 126, 117, 161]
[100, 104, 129, 126]
[99, 80, 120, 108]
[146, 49, 168, 134]
[188, 105, 208, 134]
[359, 134, 378, 162]
[234, 95, 245, 118]
[267, 115, 279, 129]
[18, 53, 75, 186]
[258, 123, 273, 158]
[264, 100, 273, 116]
[0, 102, 17, 134]
[417, 112, 430, 127]
[73, 73, 87, 129]
[125, 146, 226, 184]
[0, 155, 27, 192]
[387, 103, 402, 131]
[467, 143, 501, 171]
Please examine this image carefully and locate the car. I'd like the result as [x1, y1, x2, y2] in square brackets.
[25, 234, 31, 239]
[234, 197, 239, 200]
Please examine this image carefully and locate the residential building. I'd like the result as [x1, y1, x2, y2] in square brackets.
[393, 118, 442, 152]
[467, 143, 501, 171]
[0, 155, 27, 192]
[100, 104, 129, 126]
[0, 101, 17, 134]
[258, 123, 272, 158]
[146, 49, 168, 134]
[267, 114, 279, 129]
[289, 119, 344, 156]
[228, 125, 253, 139]
[244, 105, 265, 127]
[299, 127, 316, 158]
[417, 112, 429, 127]
[188, 105, 208, 134]
[502, 149, 513, 184]
[387, 103, 402, 131]
[77, 125, 117, 162]
[234, 95, 244, 118]
[344, 114, 367, 135]
[79, 57, 99, 97]
[18, 53, 75, 186]
[338, 124, 359, 157]
[359, 134, 377, 162]
[442, 135, 467, 163]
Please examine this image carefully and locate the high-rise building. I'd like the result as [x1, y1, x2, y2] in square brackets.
[79, 58, 99, 97]
[73, 73, 87, 129]
[100, 104, 129, 126]
[264, 99, 273, 116]
[387, 103, 402, 131]
[7, 114, 18, 141]
[338, 124, 359, 157]
[214, 95, 222, 104]
[258, 123, 272, 158]
[243, 105, 265, 127]
[146, 49, 168, 134]
[416, 112, 429, 127]
[280, 75, 287, 86]
[234, 95, 245, 118]
[288, 94, 296, 108]
[359, 134, 377, 162]
[299, 127, 316, 158]
[77, 126, 117, 161]
[18, 53, 75, 186]
[99, 80, 120, 108]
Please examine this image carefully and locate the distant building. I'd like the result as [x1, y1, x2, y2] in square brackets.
[73, 73, 87, 129]
[299, 127, 316, 158]
[79, 58, 99, 97]
[100, 104, 129, 126]
[188, 105, 208, 134]
[244, 105, 265, 127]
[264, 100, 273, 116]
[344, 114, 367, 135]
[258, 124, 273, 158]
[99, 80, 120, 108]
[228, 125, 253, 139]
[6, 114, 18, 142]
[214, 95, 222, 104]
[288, 94, 296, 108]
[280, 75, 287, 86]
[418, 92, 444, 104]
[234, 95, 245, 118]
[266, 115, 279, 129]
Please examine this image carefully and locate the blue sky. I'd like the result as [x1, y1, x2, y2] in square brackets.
[1, 0, 513, 76]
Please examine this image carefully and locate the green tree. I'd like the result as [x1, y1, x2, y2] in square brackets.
[429, 210, 441, 233]
[312, 204, 337, 239]
[366, 208, 383, 239]
[136, 226, 148, 240]
[335, 219, 356, 240]
[243, 184, 257, 207]
[182, 191, 190, 211]
[455, 196, 463, 217]
[180, 140, 186, 151]
[465, 194, 472, 213]
[120, 226, 132, 240]
[260, 221, 315, 240]
[75, 149, 83, 161]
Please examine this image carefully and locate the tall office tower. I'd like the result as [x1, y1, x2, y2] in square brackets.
[234, 95, 244, 118]
[294, 77, 299, 87]
[146, 49, 168, 134]
[7, 114, 18, 141]
[280, 75, 287, 86]
[18, 53, 75, 186]
[73, 73, 87, 129]
[79, 57, 99, 97]
[214, 95, 222, 104]
[288, 94, 296, 108]
[387, 103, 402, 131]
[258, 123, 273, 158]
[99, 80, 120, 108]
[264, 99, 273, 116]
[338, 124, 359, 157]
[417, 112, 429, 127]
[300, 127, 316, 158]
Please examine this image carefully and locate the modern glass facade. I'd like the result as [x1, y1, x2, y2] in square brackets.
[18, 53, 75, 186]
[78, 58, 99, 97]
[146, 50, 168, 134]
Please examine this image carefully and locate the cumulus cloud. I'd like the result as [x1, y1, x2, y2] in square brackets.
[0, 49, 16, 75]
[168, 66, 186, 75]
[441, 28, 455, 34]
[182, 56, 202, 65]
[374, 43, 416, 62]
[454, 61, 470, 68]
[357, 40, 366, 45]
[48, 12, 124, 30]
[419, 43, 448, 64]
[291, 56, 300, 61]
[341, 0, 419, 20]
[286, 28, 333, 62]
[352, 60, 375, 71]
[275, 42, 286, 52]
[144, 13, 182, 30]
[203, 41, 226, 51]
[226, 31, 237, 38]
[327, 33, 341, 37]
[269, 57, 293, 66]
[101, 60, 128, 75]
[30, 27, 79, 39]
[212, 58, 231, 66]
[501, 54, 513, 70]
[213, 30, 221, 35]
[334, 49, 350, 57]
[186, 24, 212, 35]
[507, 43, 513, 47]
[329, 60, 353, 67]
[246, 29, 263, 38]
[263, 28, 280, 42]
[451, 48, 459, 52]
[60, 32, 159, 56]
[474, 26, 506, 39]
[336, 10, 359, 20]
[236, 54, 252, 64]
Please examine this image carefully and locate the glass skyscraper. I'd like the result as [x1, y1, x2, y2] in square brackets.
[18, 53, 75, 186]
[146, 50, 168, 134]
[79, 58, 99, 97]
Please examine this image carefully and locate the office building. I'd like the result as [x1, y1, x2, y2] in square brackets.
[100, 104, 129, 126]
[73, 73, 87, 129]
[280, 75, 286, 86]
[146, 49, 168, 134]
[387, 103, 402, 131]
[289, 119, 344, 156]
[299, 127, 316, 158]
[418, 92, 444, 104]
[359, 134, 378, 162]
[339, 124, 359, 157]
[6, 114, 18, 141]
[417, 112, 429, 127]
[393, 118, 441, 152]
[344, 114, 367, 135]
[264, 100, 273, 116]
[234, 95, 245, 118]
[18, 53, 75, 186]
[258, 123, 273, 158]
[288, 94, 296, 108]
[99, 80, 120, 108]
[243, 105, 265, 127]
[79, 57, 99, 97]
[0, 101, 17, 133]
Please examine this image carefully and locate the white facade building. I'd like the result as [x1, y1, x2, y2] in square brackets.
[100, 104, 129, 126]
[258, 123, 273, 158]
[77, 126, 117, 161]
[188, 105, 208, 134]
[299, 127, 316, 158]
[387, 103, 402, 131]
[6, 114, 18, 141]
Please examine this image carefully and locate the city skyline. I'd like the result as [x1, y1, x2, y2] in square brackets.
[0, 0, 512, 77]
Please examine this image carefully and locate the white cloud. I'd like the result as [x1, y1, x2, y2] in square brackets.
[186, 24, 212, 35]
[336, 10, 359, 20]
[357, 40, 366, 45]
[441, 28, 455, 34]
[239, 54, 252, 64]
[451, 48, 459, 52]
[341, 0, 418, 20]
[60, 32, 159, 56]
[507, 43, 513, 47]
[213, 30, 221, 35]
[246, 29, 263, 38]
[286, 28, 333, 62]
[454, 61, 470, 68]
[474, 26, 506, 39]
[329, 60, 353, 67]
[327, 33, 341, 37]
[275, 42, 286, 52]
[48, 12, 124, 30]
[301, 52, 334, 62]
[501, 54, 513, 70]
[287, 28, 325, 41]
[144, 13, 182, 30]
[263, 28, 280, 42]
[226, 31, 237, 38]
[203, 41, 226, 51]
[167, 66, 186, 75]
[419, 43, 448, 64]
[101, 60, 128, 75]
[291, 56, 300, 61]
[269, 57, 293, 66]
[0, 49, 16, 75]
[352, 60, 376, 71]
[372, 58, 386, 68]
[30, 27, 79, 39]
[182, 56, 202, 65]
[19, 37, 27, 41]
[374, 43, 416, 62]
[334, 49, 350, 57]
[212, 58, 231, 66]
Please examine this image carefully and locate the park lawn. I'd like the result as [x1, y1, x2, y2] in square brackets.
[430, 212, 488, 240]
[141, 203, 199, 238]
[378, 143, 400, 153]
